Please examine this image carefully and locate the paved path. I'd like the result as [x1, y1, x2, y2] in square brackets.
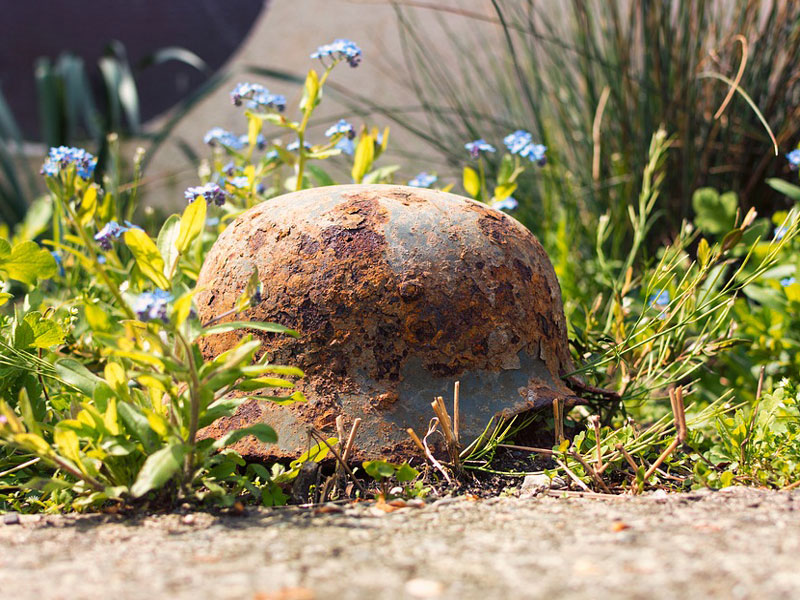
[1, 487, 797, 599]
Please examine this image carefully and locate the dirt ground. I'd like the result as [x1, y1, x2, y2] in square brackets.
[1, 486, 798, 600]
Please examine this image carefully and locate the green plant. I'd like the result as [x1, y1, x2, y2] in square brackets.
[362, 459, 420, 498]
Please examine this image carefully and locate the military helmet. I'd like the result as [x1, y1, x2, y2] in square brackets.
[196, 184, 577, 461]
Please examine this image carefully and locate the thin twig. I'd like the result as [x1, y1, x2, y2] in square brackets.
[569, 451, 612, 494]
[453, 381, 460, 445]
[0, 457, 41, 478]
[308, 430, 367, 495]
[553, 398, 565, 445]
[422, 418, 453, 485]
[615, 443, 641, 472]
[554, 457, 591, 493]
[589, 415, 604, 471]
[407, 428, 425, 453]
[498, 443, 556, 455]
[341, 418, 362, 465]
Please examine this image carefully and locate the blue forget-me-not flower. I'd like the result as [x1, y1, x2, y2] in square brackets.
[408, 172, 437, 188]
[311, 39, 362, 67]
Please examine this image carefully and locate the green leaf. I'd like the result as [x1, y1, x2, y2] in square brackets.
[395, 462, 420, 482]
[0, 240, 56, 285]
[176, 197, 206, 254]
[117, 401, 159, 453]
[363, 459, 397, 480]
[766, 178, 800, 202]
[463, 166, 480, 198]
[306, 164, 335, 187]
[20, 312, 64, 348]
[156, 214, 181, 277]
[201, 321, 299, 338]
[130, 443, 188, 497]
[54, 358, 102, 397]
[198, 397, 246, 429]
[692, 188, 737, 235]
[211, 423, 277, 450]
[124, 228, 170, 289]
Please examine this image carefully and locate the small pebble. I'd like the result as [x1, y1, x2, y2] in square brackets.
[405, 578, 443, 598]
[3, 512, 20, 525]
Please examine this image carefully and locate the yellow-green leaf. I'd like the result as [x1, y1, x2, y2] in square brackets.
[171, 289, 197, 327]
[85, 302, 114, 332]
[697, 237, 711, 267]
[0, 240, 57, 285]
[104, 396, 120, 436]
[300, 68, 320, 113]
[124, 229, 170, 289]
[463, 166, 480, 198]
[247, 114, 262, 148]
[156, 215, 181, 278]
[176, 197, 206, 255]
[54, 428, 83, 468]
[351, 132, 375, 184]
[493, 183, 517, 201]
[78, 185, 98, 227]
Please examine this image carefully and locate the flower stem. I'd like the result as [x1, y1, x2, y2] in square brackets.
[59, 193, 137, 321]
[295, 64, 335, 192]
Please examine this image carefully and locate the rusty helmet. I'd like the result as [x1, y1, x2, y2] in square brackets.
[196, 184, 577, 461]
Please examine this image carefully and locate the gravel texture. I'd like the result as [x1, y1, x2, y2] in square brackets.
[1, 487, 799, 599]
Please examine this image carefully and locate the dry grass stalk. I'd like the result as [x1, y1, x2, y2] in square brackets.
[422, 417, 453, 485]
[589, 415, 604, 470]
[553, 398, 565, 444]
[615, 443, 642, 473]
[308, 429, 367, 495]
[554, 457, 591, 493]
[431, 396, 460, 468]
[497, 443, 556, 455]
[407, 428, 425, 453]
[453, 381, 461, 444]
[569, 451, 612, 494]
[643, 386, 687, 480]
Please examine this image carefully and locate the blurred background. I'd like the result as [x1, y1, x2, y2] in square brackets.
[2, 0, 800, 252]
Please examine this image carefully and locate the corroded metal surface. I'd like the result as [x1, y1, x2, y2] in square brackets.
[196, 184, 578, 461]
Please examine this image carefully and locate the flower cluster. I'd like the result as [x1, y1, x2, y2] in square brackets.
[204, 127, 243, 149]
[649, 290, 670, 307]
[408, 172, 437, 188]
[41, 146, 98, 180]
[286, 139, 312, 152]
[465, 139, 496, 158]
[132, 290, 173, 323]
[504, 130, 547, 165]
[184, 182, 226, 206]
[787, 148, 800, 171]
[491, 197, 518, 211]
[94, 220, 138, 251]
[230, 83, 286, 112]
[311, 39, 362, 67]
[774, 225, 789, 241]
[325, 119, 356, 140]
[781, 277, 796, 287]
[227, 176, 250, 189]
